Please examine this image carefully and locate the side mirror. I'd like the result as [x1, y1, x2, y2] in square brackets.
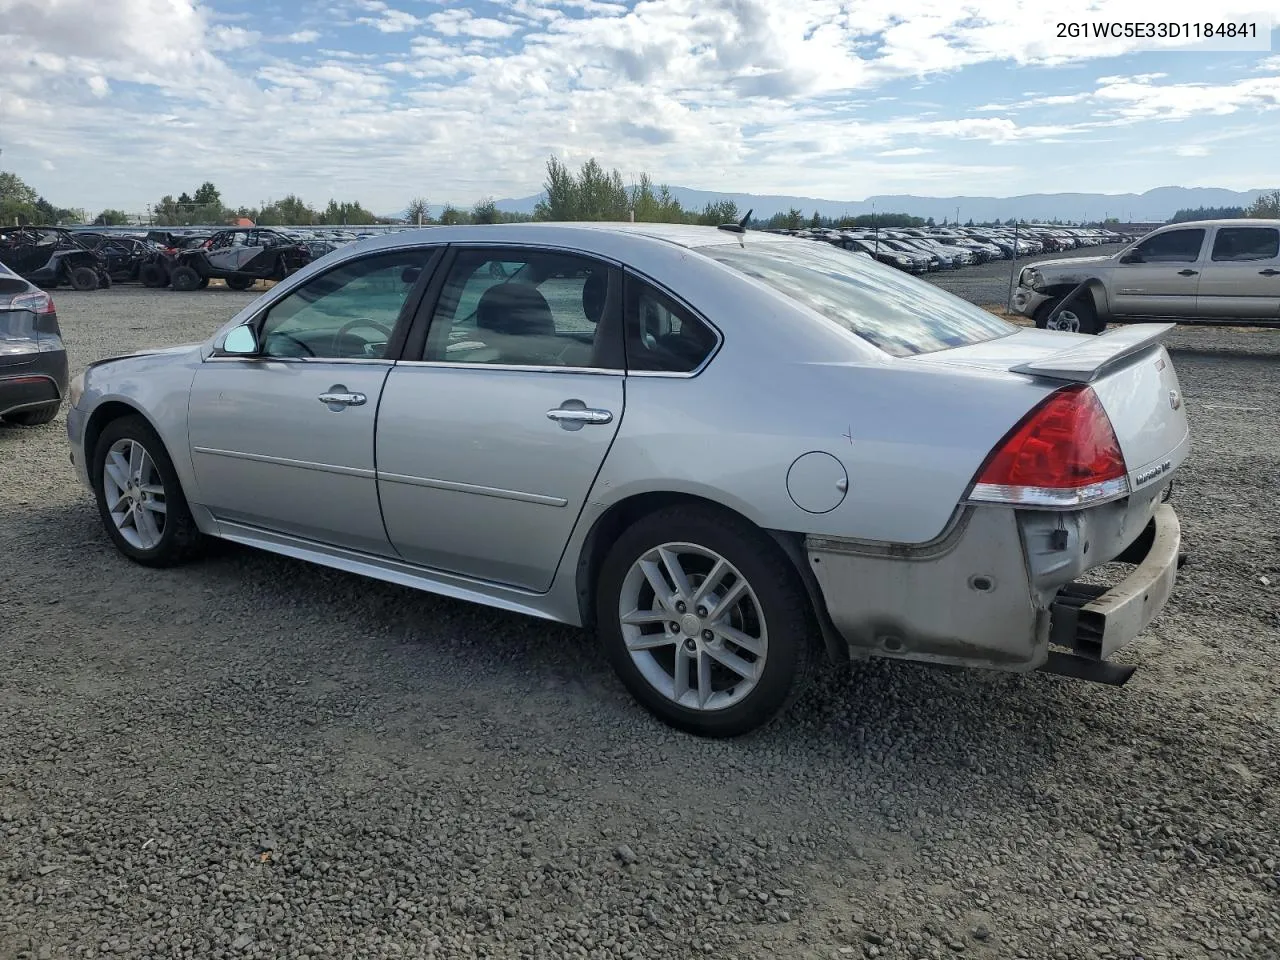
[222, 325, 259, 355]
[1119, 251, 1142, 264]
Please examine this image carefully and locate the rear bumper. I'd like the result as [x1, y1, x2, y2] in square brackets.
[1048, 504, 1180, 661]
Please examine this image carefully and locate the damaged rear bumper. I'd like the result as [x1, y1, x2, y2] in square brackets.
[804, 499, 1180, 681]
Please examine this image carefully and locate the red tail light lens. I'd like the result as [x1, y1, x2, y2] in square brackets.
[970, 385, 1129, 507]
[11, 291, 54, 314]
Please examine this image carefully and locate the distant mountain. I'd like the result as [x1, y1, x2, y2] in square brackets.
[486, 185, 1273, 224]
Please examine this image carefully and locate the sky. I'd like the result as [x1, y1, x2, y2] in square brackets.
[0, 0, 1277, 216]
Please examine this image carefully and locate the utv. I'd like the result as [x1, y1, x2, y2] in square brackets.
[137, 232, 214, 288]
[0, 227, 110, 291]
[168, 228, 311, 291]
[72, 232, 163, 284]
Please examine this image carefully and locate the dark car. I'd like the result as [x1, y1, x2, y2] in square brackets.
[0, 261, 69, 426]
[169, 228, 311, 291]
[72, 232, 162, 284]
[0, 227, 109, 291]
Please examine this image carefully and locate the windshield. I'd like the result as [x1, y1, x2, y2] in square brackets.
[699, 240, 1016, 357]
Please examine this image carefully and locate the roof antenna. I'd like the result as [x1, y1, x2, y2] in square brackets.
[718, 208, 752, 246]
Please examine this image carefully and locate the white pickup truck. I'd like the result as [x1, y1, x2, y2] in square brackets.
[1011, 218, 1280, 334]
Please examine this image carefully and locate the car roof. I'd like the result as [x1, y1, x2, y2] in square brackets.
[1161, 218, 1280, 229]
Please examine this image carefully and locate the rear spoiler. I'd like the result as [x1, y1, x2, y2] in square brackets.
[1010, 323, 1175, 383]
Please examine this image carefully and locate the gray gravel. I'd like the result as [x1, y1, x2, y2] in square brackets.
[1, 287, 1278, 960]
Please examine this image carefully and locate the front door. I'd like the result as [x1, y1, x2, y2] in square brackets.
[1109, 227, 1207, 317]
[377, 246, 625, 591]
[1196, 225, 1280, 320]
[188, 246, 437, 555]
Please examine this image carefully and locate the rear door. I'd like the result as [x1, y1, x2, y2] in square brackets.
[375, 245, 625, 591]
[1110, 227, 1206, 317]
[1196, 225, 1280, 320]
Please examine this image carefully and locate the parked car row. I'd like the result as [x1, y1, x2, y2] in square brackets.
[773, 225, 1127, 274]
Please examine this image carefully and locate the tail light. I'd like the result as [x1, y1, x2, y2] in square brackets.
[11, 291, 54, 315]
[969, 385, 1129, 508]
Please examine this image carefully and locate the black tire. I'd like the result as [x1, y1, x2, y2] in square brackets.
[98, 273, 112, 289]
[139, 263, 167, 287]
[197, 277, 210, 289]
[69, 266, 99, 291]
[595, 505, 816, 738]
[225, 275, 254, 291]
[2, 403, 60, 426]
[170, 265, 202, 292]
[91, 414, 204, 567]
[1034, 293, 1105, 335]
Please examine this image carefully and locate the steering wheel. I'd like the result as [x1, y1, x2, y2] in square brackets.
[332, 318, 393, 358]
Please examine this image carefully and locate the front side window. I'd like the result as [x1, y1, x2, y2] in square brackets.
[1131, 229, 1205, 263]
[1211, 227, 1280, 262]
[258, 248, 433, 359]
[423, 248, 621, 369]
[701, 240, 1014, 358]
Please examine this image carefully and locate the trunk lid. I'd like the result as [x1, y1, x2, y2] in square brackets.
[915, 325, 1191, 493]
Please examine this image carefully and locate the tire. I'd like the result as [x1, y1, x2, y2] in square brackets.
[69, 266, 99, 291]
[170, 265, 202, 292]
[98, 273, 112, 289]
[225, 275, 254, 291]
[2, 403, 60, 426]
[197, 277, 210, 289]
[595, 505, 816, 738]
[139, 263, 167, 288]
[91, 414, 204, 567]
[1034, 294, 1105, 335]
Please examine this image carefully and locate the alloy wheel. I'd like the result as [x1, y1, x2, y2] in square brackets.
[1047, 309, 1081, 333]
[617, 542, 768, 711]
[102, 437, 168, 550]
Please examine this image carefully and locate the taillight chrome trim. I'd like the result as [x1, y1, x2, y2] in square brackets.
[969, 475, 1130, 509]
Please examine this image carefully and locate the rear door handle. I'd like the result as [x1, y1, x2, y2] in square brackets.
[547, 406, 613, 426]
[1177, 269, 1198, 276]
[318, 391, 366, 407]
[1260, 268, 1280, 276]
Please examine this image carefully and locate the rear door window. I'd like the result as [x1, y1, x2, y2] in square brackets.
[1210, 227, 1280, 262]
[700, 240, 1015, 357]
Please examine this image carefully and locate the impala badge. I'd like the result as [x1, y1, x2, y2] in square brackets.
[1169, 389, 1181, 410]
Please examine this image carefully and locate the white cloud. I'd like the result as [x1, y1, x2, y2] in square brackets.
[1176, 145, 1210, 157]
[283, 30, 321, 44]
[427, 9, 519, 39]
[878, 147, 932, 156]
[358, 6, 423, 33]
[210, 25, 260, 50]
[86, 75, 109, 97]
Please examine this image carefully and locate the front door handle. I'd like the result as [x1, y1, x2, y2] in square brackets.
[1177, 269, 1198, 276]
[1259, 268, 1280, 276]
[318, 390, 367, 407]
[547, 406, 613, 425]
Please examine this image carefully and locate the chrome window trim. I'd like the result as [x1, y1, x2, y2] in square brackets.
[203, 356, 395, 366]
[392, 360, 623, 377]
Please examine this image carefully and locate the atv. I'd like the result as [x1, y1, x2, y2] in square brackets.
[0, 227, 110, 291]
[168, 228, 311, 291]
[72, 232, 164, 284]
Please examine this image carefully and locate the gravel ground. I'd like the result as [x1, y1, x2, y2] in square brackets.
[2, 287, 1278, 960]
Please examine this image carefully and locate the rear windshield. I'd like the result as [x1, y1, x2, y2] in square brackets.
[699, 240, 1016, 357]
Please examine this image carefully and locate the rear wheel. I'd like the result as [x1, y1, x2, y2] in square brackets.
[225, 275, 255, 291]
[2, 403, 60, 426]
[92, 415, 204, 567]
[595, 506, 815, 737]
[170, 265, 202, 292]
[69, 266, 99, 291]
[139, 263, 167, 287]
[1035, 294, 1105, 335]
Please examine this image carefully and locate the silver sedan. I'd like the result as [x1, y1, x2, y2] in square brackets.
[66, 223, 1190, 736]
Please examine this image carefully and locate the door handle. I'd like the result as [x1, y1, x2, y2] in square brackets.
[546, 406, 613, 425]
[1177, 269, 1198, 276]
[318, 391, 366, 407]
[1260, 268, 1280, 276]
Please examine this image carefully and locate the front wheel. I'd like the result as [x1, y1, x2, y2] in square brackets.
[139, 263, 168, 287]
[1035, 294, 1105, 335]
[596, 506, 815, 737]
[225, 275, 254, 291]
[170, 265, 202, 292]
[92, 415, 205, 567]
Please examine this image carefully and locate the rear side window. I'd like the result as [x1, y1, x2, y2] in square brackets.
[1132, 228, 1205, 263]
[1211, 227, 1280, 262]
[623, 276, 719, 373]
[700, 241, 1015, 358]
